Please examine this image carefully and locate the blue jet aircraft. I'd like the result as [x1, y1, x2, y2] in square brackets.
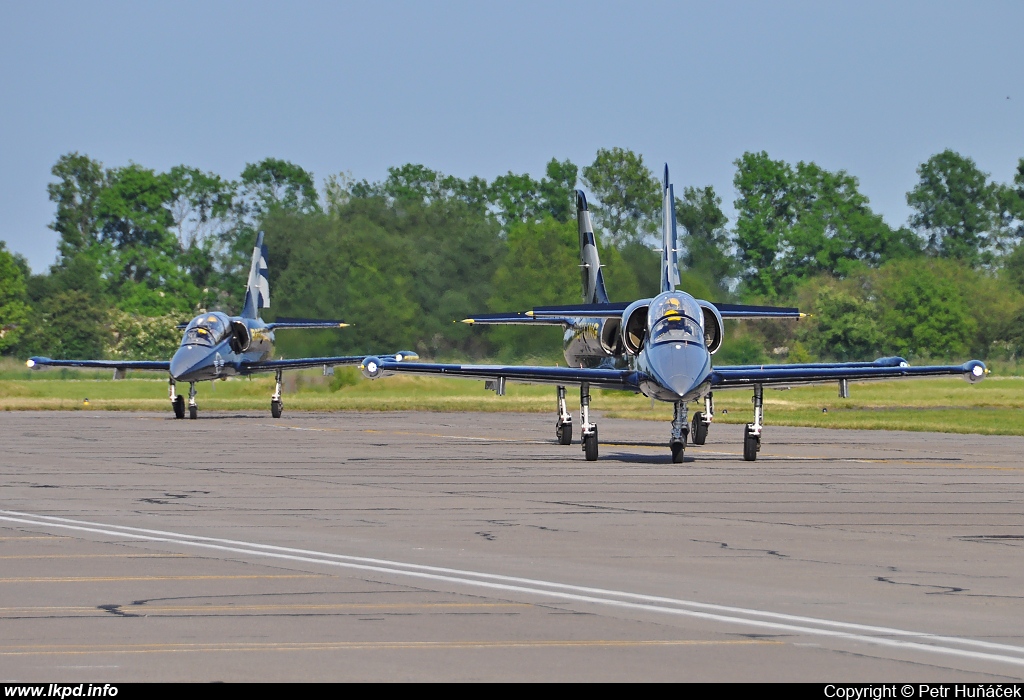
[358, 166, 988, 462]
[27, 232, 417, 419]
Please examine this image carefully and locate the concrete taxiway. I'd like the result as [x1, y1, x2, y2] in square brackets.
[0, 410, 1022, 682]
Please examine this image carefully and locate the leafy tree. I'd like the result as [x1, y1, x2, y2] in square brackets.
[675, 185, 733, 295]
[732, 152, 797, 298]
[18, 290, 109, 360]
[733, 152, 921, 299]
[582, 148, 660, 246]
[48, 153, 105, 262]
[489, 171, 543, 227]
[165, 165, 237, 250]
[799, 285, 881, 361]
[538, 158, 578, 223]
[108, 310, 190, 360]
[907, 150, 1000, 266]
[487, 218, 578, 359]
[239, 158, 320, 216]
[0, 242, 29, 353]
[874, 259, 975, 359]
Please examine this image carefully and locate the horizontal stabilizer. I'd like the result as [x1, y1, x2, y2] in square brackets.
[460, 312, 569, 326]
[713, 303, 803, 319]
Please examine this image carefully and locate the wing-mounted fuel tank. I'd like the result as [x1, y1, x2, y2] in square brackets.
[620, 299, 650, 355]
[696, 300, 724, 355]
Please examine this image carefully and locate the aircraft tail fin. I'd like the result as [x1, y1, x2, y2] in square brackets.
[660, 165, 681, 293]
[576, 190, 610, 304]
[241, 232, 270, 319]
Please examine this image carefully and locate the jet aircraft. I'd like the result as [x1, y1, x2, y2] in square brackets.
[358, 166, 988, 462]
[27, 232, 417, 419]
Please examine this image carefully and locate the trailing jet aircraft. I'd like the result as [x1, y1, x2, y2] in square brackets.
[27, 232, 417, 419]
[358, 165, 988, 462]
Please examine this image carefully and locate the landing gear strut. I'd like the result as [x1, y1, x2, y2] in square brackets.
[170, 379, 185, 419]
[743, 384, 763, 461]
[690, 392, 712, 445]
[670, 400, 688, 463]
[188, 382, 198, 420]
[271, 369, 283, 418]
[555, 386, 572, 445]
[580, 383, 598, 461]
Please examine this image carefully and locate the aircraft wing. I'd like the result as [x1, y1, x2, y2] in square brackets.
[359, 356, 641, 391]
[27, 357, 170, 372]
[242, 351, 419, 373]
[711, 357, 987, 388]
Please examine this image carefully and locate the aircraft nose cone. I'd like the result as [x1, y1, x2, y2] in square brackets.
[170, 347, 204, 381]
[648, 342, 711, 399]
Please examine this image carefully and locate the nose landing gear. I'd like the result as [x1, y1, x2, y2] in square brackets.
[188, 382, 198, 420]
[670, 401, 688, 463]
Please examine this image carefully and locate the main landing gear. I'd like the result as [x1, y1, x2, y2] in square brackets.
[580, 383, 598, 461]
[555, 386, 572, 445]
[270, 369, 284, 418]
[170, 379, 185, 419]
[551, 384, 597, 460]
[690, 392, 713, 446]
[744, 384, 763, 461]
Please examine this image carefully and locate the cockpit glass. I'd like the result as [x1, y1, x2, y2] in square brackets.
[181, 313, 230, 347]
[647, 293, 703, 346]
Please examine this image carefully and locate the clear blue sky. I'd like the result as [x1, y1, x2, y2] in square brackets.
[2, 0, 1022, 271]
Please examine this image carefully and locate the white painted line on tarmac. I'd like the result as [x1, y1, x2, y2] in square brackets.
[2, 509, 1023, 669]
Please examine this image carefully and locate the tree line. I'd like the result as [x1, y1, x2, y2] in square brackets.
[1, 147, 1023, 365]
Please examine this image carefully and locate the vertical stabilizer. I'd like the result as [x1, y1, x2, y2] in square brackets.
[241, 232, 270, 319]
[660, 165, 681, 293]
[576, 190, 610, 304]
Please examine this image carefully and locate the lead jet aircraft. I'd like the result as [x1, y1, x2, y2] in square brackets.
[357, 165, 987, 462]
[27, 232, 417, 419]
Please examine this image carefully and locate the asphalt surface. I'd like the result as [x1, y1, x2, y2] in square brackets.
[1, 410, 1022, 682]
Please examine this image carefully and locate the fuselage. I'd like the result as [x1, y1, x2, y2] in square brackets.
[562, 290, 713, 402]
[169, 312, 274, 382]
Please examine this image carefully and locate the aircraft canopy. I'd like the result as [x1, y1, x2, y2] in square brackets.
[181, 312, 232, 347]
[647, 293, 703, 346]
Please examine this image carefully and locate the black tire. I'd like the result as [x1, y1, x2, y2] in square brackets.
[670, 440, 685, 463]
[271, 400, 283, 419]
[743, 426, 759, 461]
[691, 413, 708, 445]
[173, 395, 185, 419]
[188, 404, 198, 420]
[583, 428, 599, 461]
[556, 420, 572, 445]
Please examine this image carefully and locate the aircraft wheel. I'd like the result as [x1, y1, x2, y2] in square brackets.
[173, 395, 185, 419]
[188, 404, 198, 420]
[271, 400, 283, 419]
[691, 413, 708, 445]
[670, 440, 685, 463]
[743, 426, 759, 461]
[556, 420, 572, 445]
[583, 428, 599, 461]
